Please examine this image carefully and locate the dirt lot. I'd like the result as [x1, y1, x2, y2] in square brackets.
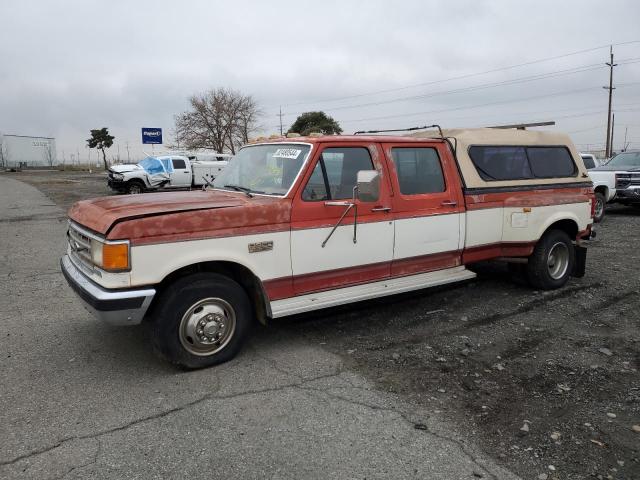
[8, 169, 640, 480]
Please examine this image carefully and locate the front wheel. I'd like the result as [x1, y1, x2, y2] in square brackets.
[149, 273, 253, 369]
[526, 230, 575, 290]
[593, 192, 606, 223]
[126, 181, 145, 194]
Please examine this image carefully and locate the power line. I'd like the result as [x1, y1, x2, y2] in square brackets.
[273, 57, 640, 119]
[265, 102, 640, 132]
[335, 82, 640, 126]
[266, 40, 640, 109]
[279, 62, 610, 118]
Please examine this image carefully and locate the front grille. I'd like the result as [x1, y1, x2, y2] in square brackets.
[616, 173, 640, 189]
[68, 222, 94, 270]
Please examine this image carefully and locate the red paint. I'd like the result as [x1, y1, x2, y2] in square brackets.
[391, 251, 461, 276]
[264, 250, 462, 301]
[112, 194, 291, 245]
[462, 242, 536, 264]
[68, 190, 245, 235]
[464, 186, 592, 210]
[69, 189, 293, 244]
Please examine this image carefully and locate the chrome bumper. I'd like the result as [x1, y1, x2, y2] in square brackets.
[60, 255, 155, 326]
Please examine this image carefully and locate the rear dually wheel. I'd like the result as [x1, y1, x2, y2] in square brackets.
[526, 229, 575, 290]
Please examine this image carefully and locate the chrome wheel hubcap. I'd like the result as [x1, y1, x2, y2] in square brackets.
[595, 198, 604, 218]
[547, 242, 569, 280]
[179, 298, 236, 356]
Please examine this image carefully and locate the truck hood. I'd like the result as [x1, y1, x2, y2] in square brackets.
[69, 190, 246, 235]
[68, 190, 291, 243]
[109, 164, 142, 174]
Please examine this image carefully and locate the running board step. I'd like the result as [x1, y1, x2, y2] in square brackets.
[270, 266, 476, 318]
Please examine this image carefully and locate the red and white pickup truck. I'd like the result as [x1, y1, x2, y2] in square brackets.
[61, 128, 595, 368]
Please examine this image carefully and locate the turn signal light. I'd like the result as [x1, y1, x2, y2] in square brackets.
[102, 243, 129, 271]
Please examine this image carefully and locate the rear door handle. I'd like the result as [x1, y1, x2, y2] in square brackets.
[371, 206, 391, 212]
[441, 201, 457, 206]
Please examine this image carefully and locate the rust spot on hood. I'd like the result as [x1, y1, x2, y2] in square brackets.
[68, 190, 291, 243]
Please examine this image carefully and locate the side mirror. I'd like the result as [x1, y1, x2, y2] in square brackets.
[356, 170, 380, 202]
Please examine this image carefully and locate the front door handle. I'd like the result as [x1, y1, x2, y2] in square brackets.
[441, 201, 457, 207]
[371, 206, 391, 212]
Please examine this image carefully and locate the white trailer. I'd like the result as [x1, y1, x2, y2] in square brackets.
[1, 134, 57, 168]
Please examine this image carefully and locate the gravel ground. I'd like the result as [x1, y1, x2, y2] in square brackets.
[8, 169, 640, 480]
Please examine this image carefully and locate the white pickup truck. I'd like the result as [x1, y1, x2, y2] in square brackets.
[588, 151, 640, 219]
[107, 155, 230, 194]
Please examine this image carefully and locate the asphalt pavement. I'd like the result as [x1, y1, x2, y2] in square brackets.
[0, 175, 519, 480]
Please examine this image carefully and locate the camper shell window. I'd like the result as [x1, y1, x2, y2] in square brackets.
[468, 145, 577, 181]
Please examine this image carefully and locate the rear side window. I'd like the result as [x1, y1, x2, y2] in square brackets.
[581, 155, 595, 169]
[527, 148, 576, 177]
[391, 147, 445, 194]
[468, 146, 577, 181]
[302, 147, 374, 201]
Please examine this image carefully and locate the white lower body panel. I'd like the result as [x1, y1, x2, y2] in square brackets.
[270, 266, 476, 318]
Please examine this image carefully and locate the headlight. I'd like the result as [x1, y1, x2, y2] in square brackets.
[113, 173, 124, 180]
[90, 238, 130, 271]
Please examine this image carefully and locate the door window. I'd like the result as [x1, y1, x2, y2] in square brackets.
[172, 158, 187, 170]
[391, 147, 445, 195]
[302, 147, 374, 201]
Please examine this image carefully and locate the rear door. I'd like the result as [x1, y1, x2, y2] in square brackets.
[170, 158, 192, 187]
[381, 142, 465, 276]
[290, 142, 394, 295]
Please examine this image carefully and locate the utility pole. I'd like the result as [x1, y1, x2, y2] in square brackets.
[603, 46, 617, 158]
[610, 113, 615, 155]
[126, 141, 130, 162]
[624, 126, 629, 151]
[278, 106, 284, 136]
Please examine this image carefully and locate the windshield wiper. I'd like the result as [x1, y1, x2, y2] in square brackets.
[224, 184, 254, 198]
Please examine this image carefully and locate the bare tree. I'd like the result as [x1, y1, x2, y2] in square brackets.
[42, 142, 56, 166]
[174, 88, 261, 154]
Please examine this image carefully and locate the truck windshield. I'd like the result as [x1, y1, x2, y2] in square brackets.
[139, 157, 166, 174]
[213, 144, 311, 195]
[606, 152, 640, 168]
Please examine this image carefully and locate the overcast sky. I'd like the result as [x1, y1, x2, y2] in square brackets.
[1, 0, 639, 162]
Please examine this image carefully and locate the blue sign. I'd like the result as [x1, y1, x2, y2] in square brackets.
[141, 127, 163, 144]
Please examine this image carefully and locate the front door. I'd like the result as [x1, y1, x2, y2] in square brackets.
[381, 142, 464, 276]
[290, 143, 394, 295]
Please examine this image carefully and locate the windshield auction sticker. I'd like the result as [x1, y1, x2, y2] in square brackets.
[273, 148, 302, 159]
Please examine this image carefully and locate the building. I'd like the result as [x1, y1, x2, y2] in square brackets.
[0, 134, 57, 168]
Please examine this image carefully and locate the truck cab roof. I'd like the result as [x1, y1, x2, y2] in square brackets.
[249, 128, 589, 191]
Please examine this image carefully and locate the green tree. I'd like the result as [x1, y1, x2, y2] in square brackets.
[87, 128, 115, 169]
[288, 111, 343, 136]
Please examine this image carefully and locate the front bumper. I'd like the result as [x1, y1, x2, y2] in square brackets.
[60, 255, 155, 325]
[613, 187, 640, 203]
[107, 178, 127, 192]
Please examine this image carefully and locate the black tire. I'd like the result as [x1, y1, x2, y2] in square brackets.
[593, 192, 606, 223]
[526, 229, 575, 290]
[126, 180, 145, 194]
[149, 273, 253, 369]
